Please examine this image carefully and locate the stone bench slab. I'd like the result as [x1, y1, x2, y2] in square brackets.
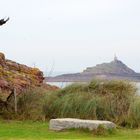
[49, 118, 116, 131]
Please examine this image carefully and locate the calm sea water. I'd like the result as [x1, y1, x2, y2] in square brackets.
[47, 82, 74, 88]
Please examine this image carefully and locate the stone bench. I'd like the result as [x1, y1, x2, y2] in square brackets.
[49, 118, 116, 131]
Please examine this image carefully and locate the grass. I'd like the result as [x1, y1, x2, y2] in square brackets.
[43, 80, 137, 127]
[0, 80, 139, 139]
[1, 80, 138, 128]
[0, 121, 140, 140]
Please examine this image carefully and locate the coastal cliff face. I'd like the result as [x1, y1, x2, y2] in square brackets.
[0, 52, 44, 96]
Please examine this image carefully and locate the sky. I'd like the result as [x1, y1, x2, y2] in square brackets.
[0, 0, 140, 75]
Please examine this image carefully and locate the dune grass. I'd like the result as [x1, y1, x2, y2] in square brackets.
[1, 80, 139, 128]
[0, 121, 140, 140]
[43, 80, 137, 127]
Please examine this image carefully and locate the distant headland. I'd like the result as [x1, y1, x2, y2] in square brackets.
[47, 56, 140, 82]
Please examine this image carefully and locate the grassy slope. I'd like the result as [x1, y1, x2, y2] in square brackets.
[0, 121, 140, 140]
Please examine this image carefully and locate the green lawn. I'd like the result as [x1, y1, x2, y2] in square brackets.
[0, 121, 140, 140]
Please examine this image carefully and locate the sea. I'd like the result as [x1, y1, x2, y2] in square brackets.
[47, 82, 78, 88]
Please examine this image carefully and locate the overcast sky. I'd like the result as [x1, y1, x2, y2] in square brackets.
[0, 0, 140, 75]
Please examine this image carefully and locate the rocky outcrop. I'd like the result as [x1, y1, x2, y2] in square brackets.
[83, 58, 136, 74]
[49, 118, 116, 131]
[0, 52, 44, 97]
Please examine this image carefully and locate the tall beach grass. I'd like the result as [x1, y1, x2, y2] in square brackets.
[43, 80, 137, 127]
[1, 80, 140, 128]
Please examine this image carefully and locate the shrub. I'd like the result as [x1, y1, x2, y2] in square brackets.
[43, 80, 137, 127]
[126, 97, 140, 128]
[0, 80, 139, 128]
[17, 87, 46, 120]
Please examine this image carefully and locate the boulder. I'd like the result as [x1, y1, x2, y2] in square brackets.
[49, 118, 116, 131]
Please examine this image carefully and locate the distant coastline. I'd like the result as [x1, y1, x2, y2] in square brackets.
[46, 57, 140, 83]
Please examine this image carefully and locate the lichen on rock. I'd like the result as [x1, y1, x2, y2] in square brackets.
[0, 52, 44, 97]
